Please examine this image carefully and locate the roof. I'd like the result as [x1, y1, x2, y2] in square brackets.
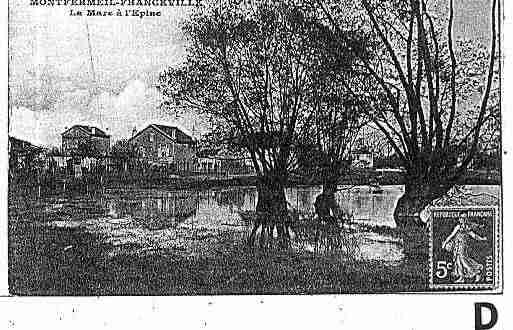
[352, 147, 372, 154]
[196, 148, 220, 158]
[130, 124, 195, 145]
[9, 136, 44, 154]
[197, 148, 249, 160]
[62, 125, 110, 138]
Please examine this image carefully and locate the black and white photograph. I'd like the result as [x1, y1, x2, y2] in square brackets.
[5, 0, 504, 300]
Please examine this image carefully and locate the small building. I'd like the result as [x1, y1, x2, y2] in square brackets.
[129, 124, 197, 171]
[61, 125, 110, 156]
[45, 149, 71, 175]
[8, 136, 46, 172]
[197, 149, 255, 176]
[351, 148, 374, 169]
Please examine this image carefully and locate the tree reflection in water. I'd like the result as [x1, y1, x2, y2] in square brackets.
[106, 191, 198, 230]
[88, 185, 498, 260]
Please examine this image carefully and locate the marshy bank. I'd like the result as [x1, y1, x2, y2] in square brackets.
[9, 212, 424, 295]
[8, 185, 499, 295]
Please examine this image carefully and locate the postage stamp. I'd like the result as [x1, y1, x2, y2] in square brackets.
[429, 206, 500, 291]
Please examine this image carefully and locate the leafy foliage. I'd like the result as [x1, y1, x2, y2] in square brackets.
[158, 1, 326, 179]
[159, 0, 372, 184]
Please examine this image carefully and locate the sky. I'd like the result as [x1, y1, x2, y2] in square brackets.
[8, 0, 493, 147]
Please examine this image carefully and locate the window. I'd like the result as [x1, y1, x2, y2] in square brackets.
[169, 144, 175, 160]
[158, 145, 169, 158]
[149, 133, 154, 142]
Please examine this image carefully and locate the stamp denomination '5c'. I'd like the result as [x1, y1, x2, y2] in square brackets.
[429, 206, 499, 291]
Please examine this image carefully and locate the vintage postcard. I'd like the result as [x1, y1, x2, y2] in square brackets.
[6, 0, 503, 301]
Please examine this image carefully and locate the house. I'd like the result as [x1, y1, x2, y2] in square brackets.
[129, 124, 197, 171]
[9, 136, 43, 156]
[61, 125, 110, 156]
[351, 148, 374, 168]
[8, 136, 46, 172]
[197, 149, 255, 176]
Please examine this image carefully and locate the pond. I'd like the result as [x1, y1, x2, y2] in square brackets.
[46, 185, 500, 264]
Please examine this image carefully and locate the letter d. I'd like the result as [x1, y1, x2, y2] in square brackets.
[475, 302, 498, 330]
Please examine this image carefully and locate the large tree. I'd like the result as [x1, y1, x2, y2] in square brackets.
[158, 1, 332, 247]
[295, 14, 372, 202]
[315, 0, 499, 227]
[296, 94, 366, 192]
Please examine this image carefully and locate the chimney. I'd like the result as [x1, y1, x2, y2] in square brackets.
[92, 127, 96, 135]
[132, 126, 137, 138]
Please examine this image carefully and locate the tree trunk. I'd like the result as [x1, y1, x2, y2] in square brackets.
[247, 176, 291, 249]
[319, 179, 341, 219]
[393, 181, 451, 228]
[393, 180, 452, 262]
[321, 170, 344, 213]
[311, 176, 344, 252]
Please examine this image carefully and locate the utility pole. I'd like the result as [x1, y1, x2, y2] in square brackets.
[85, 20, 102, 127]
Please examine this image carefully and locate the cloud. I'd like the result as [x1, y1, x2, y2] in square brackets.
[8, 0, 192, 145]
[9, 77, 207, 147]
[8, 0, 492, 148]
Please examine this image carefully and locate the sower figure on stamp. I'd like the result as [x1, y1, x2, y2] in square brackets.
[442, 212, 487, 283]
[314, 183, 343, 252]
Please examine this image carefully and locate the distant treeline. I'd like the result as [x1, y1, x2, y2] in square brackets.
[373, 152, 501, 171]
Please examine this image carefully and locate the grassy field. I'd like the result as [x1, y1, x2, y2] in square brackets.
[9, 196, 428, 295]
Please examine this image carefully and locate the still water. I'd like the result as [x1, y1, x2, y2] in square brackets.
[47, 185, 499, 263]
